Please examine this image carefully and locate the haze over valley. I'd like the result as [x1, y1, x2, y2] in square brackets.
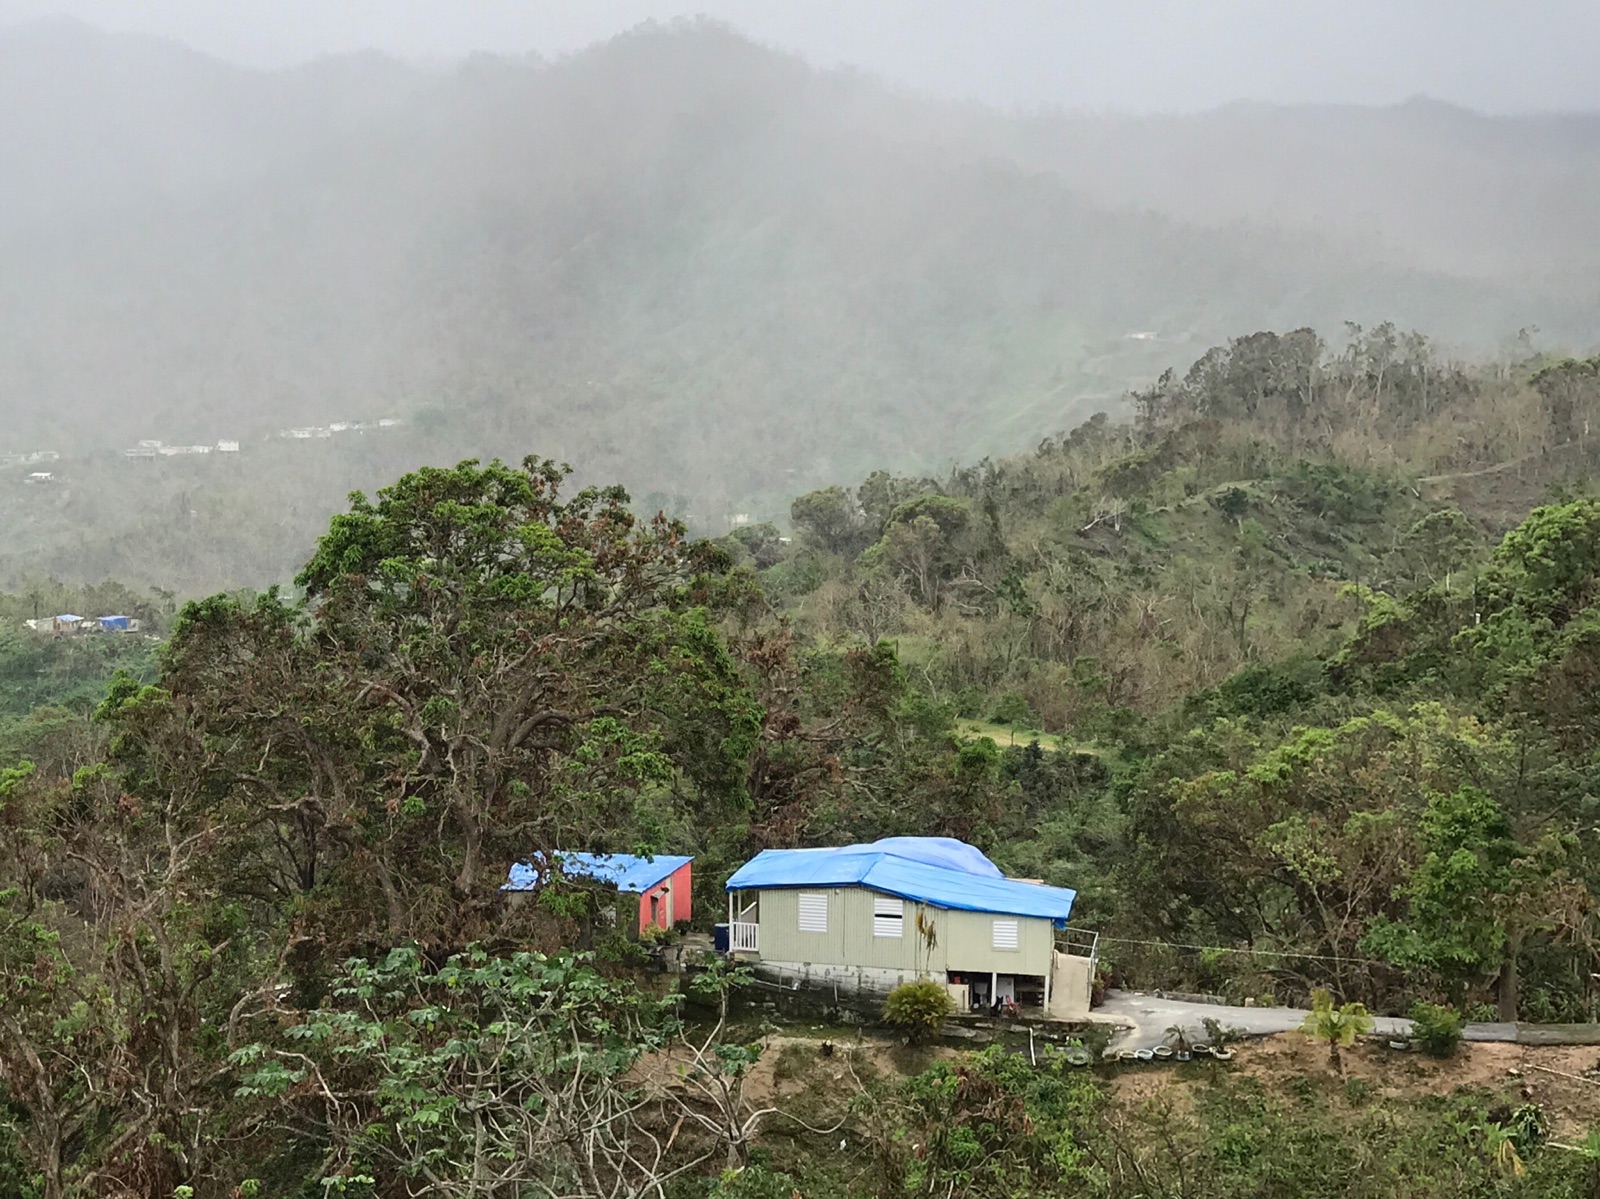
[2, 14, 1598, 591]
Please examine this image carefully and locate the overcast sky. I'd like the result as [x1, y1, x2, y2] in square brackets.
[2, 0, 1598, 114]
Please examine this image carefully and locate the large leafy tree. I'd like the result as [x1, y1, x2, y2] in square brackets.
[104, 456, 763, 952]
[1, 457, 773, 1196]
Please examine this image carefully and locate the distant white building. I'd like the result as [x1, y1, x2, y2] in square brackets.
[377, 418, 400, 428]
[25, 471, 54, 483]
[124, 447, 158, 459]
[216, 440, 240, 453]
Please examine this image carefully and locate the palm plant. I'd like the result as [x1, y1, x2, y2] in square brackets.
[1299, 989, 1374, 1073]
[1481, 1123, 1526, 1179]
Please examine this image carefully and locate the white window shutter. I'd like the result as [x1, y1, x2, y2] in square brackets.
[992, 919, 1020, 951]
[798, 891, 828, 933]
[873, 896, 904, 937]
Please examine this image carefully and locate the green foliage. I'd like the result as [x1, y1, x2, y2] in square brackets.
[12, 318, 1600, 1192]
[1407, 1001, 1465, 1057]
[989, 692, 1037, 728]
[883, 979, 955, 1044]
[1496, 498, 1600, 610]
[879, 1046, 1102, 1198]
[1203, 658, 1322, 719]
[233, 946, 682, 1196]
[708, 1162, 803, 1199]
[1362, 788, 1516, 993]
[1299, 989, 1375, 1071]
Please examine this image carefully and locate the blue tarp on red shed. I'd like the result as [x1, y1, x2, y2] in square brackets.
[503, 852, 690, 894]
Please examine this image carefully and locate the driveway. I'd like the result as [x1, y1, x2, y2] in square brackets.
[1097, 989, 1514, 1053]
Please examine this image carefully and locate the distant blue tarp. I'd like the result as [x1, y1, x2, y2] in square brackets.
[504, 852, 690, 894]
[98, 615, 131, 631]
[725, 836, 1075, 923]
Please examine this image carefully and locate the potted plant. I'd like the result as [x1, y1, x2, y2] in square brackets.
[1202, 1016, 1243, 1061]
[1165, 1024, 1193, 1062]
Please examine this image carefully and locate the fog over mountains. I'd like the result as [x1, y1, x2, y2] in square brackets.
[1, 16, 1597, 541]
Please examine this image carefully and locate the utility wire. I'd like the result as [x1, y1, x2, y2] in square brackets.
[1097, 935, 1392, 969]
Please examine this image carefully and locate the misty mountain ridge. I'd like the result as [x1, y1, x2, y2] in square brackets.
[0, 17, 1595, 526]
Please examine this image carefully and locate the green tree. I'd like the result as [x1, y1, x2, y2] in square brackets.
[789, 486, 866, 556]
[1362, 787, 1516, 1004]
[1395, 508, 1481, 591]
[104, 457, 761, 950]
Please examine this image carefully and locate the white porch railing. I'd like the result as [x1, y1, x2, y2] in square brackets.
[728, 921, 759, 953]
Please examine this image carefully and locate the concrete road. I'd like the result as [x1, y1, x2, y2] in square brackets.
[1098, 989, 1436, 1053]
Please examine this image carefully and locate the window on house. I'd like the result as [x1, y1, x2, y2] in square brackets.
[873, 896, 904, 937]
[992, 919, 1020, 951]
[798, 891, 828, 934]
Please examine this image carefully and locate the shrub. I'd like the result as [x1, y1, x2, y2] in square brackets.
[710, 1162, 802, 1199]
[1407, 1001, 1464, 1058]
[1300, 989, 1374, 1072]
[1506, 1102, 1549, 1155]
[884, 979, 955, 1044]
[990, 692, 1037, 728]
[1202, 1017, 1248, 1049]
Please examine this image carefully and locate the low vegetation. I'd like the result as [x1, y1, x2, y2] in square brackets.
[883, 979, 956, 1044]
[1410, 1001, 1467, 1058]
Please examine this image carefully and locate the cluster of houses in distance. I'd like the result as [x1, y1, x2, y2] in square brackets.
[4, 417, 405, 484]
[276, 418, 401, 440]
[124, 440, 240, 458]
[23, 614, 142, 634]
[121, 419, 402, 460]
[1, 451, 60, 484]
[0, 450, 59, 468]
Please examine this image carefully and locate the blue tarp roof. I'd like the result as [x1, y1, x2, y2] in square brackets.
[503, 852, 691, 894]
[725, 837, 1075, 922]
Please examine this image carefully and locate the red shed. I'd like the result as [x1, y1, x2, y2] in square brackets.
[504, 852, 693, 935]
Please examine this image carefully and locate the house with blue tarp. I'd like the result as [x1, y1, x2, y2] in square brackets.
[723, 837, 1095, 1017]
[505, 852, 692, 935]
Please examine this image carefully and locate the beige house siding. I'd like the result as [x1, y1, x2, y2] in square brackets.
[937, 907, 1054, 977]
[739, 885, 1054, 979]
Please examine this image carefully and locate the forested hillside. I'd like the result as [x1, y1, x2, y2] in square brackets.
[2, 18, 1597, 597]
[6, 325, 1600, 1194]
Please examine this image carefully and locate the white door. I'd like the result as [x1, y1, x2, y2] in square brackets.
[995, 976, 1016, 1003]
